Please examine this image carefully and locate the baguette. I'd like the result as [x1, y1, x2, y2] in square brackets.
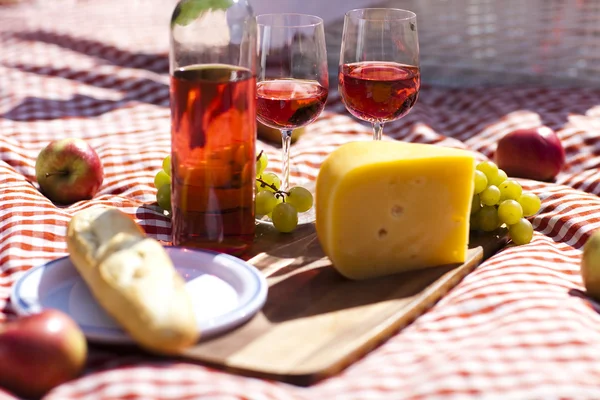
[66, 207, 199, 354]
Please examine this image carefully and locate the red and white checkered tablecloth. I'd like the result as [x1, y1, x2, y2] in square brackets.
[2, 1, 600, 399]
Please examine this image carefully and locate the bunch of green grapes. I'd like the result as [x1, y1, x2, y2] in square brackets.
[153, 152, 314, 233]
[470, 160, 542, 245]
[255, 151, 313, 233]
[154, 155, 172, 212]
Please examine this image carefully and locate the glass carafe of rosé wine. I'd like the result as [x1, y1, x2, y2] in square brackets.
[169, 0, 257, 256]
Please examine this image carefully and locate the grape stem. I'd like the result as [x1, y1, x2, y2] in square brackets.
[256, 177, 289, 200]
[256, 150, 264, 162]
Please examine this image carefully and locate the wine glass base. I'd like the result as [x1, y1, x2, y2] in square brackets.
[256, 206, 315, 227]
[252, 206, 317, 256]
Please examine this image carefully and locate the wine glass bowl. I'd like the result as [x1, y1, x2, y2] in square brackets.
[256, 13, 329, 191]
[256, 79, 328, 130]
[338, 8, 420, 140]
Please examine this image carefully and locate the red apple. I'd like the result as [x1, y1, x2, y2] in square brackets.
[0, 309, 87, 399]
[35, 138, 104, 204]
[494, 126, 565, 181]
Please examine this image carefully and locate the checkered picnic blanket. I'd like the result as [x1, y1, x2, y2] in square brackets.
[2, 1, 600, 399]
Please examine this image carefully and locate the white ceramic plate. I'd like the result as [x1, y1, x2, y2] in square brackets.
[10, 247, 268, 344]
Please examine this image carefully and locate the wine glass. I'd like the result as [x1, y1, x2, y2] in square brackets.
[339, 8, 420, 140]
[256, 13, 329, 191]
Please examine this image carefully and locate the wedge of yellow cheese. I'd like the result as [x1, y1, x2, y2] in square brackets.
[316, 140, 475, 280]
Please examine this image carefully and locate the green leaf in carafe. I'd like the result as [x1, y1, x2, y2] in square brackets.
[172, 0, 234, 27]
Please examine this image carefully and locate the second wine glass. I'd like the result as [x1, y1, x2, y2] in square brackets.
[256, 13, 329, 191]
[339, 8, 420, 140]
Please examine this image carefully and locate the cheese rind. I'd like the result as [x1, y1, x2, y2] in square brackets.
[316, 141, 475, 280]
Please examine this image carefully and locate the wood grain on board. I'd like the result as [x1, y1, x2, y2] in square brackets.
[181, 221, 508, 386]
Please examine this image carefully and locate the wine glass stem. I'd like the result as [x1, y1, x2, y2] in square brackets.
[280, 129, 293, 191]
[373, 122, 384, 141]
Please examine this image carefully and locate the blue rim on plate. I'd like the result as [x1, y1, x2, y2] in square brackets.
[10, 246, 268, 344]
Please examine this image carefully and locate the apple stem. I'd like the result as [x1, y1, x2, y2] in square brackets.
[45, 171, 69, 178]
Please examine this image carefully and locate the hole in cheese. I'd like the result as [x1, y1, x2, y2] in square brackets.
[391, 205, 404, 218]
[378, 228, 388, 239]
[411, 177, 426, 186]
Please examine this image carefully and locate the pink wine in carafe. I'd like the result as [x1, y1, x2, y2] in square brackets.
[339, 62, 420, 123]
[170, 64, 256, 255]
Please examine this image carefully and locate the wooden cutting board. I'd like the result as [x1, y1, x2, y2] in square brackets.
[179, 220, 508, 386]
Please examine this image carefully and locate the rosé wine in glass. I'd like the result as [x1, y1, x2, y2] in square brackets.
[257, 13, 328, 191]
[339, 8, 420, 140]
[339, 62, 420, 123]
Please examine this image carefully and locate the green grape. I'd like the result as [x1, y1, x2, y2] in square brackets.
[256, 151, 268, 177]
[257, 172, 281, 193]
[162, 155, 172, 176]
[476, 161, 499, 184]
[518, 192, 542, 217]
[255, 190, 279, 216]
[478, 205, 500, 232]
[154, 170, 171, 189]
[498, 200, 523, 225]
[480, 185, 501, 206]
[489, 168, 507, 187]
[156, 184, 171, 212]
[474, 170, 488, 194]
[471, 194, 482, 215]
[499, 179, 523, 202]
[271, 202, 298, 233]
[286, 186, 313, 213]
[509, 218, 534, 245]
